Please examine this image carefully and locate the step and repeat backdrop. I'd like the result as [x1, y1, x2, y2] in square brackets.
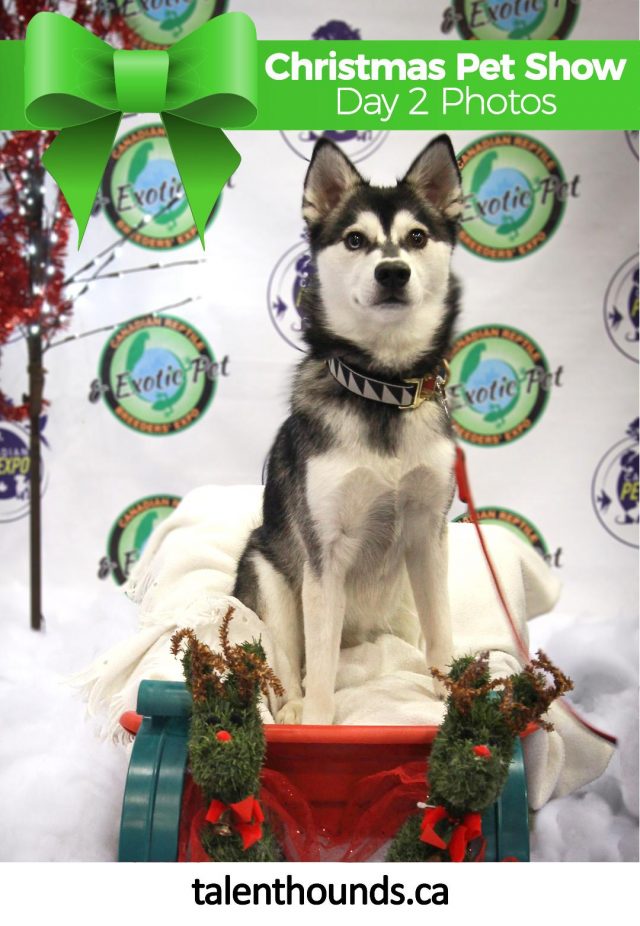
[1, 0, 638, 631]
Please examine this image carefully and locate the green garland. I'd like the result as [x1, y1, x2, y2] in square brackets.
[171, 608, 284, 861]
[387, 651, 573, 862]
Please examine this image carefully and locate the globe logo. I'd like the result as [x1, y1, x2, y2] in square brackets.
[448, 325, 554, 446]
[128, 344, 187, 412]
[121, 0, 223, 48]
[96, 314, 218, 435]
[458, 134, 567, 261]
[461, 351, 521, 427]
[129, 152, 188, 230]
[451, 0, 578, 41]
[473, 166, 535, 239]
[103, 124, 220, 249]
[100, 494, 181, 585]
[454, 506, 552, 560]
[143, 0, 194, 25]
[484, 0, 547, 38]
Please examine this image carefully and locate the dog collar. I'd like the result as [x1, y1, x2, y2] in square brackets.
[326, 356, 449, 411]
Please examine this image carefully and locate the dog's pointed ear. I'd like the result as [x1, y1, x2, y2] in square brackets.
[402, 135, 463, 220]
[303, 139, 364, 225]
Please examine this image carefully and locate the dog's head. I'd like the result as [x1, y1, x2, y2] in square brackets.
[301, 135, 462, 372]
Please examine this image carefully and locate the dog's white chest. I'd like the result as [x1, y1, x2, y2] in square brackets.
[306, 405, 455, 576]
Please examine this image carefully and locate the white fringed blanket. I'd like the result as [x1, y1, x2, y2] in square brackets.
[71, 484, 614, 810]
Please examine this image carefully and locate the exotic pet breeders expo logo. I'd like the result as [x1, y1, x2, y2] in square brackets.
[98, 494, 181, 584]
[101, 123, 220, 249]
[592, 419, 639, 549]
[90, 313, 227, 435]
[454, 507, 563, 568]
[448, 324, 562, 446]
[443, 0, 580, 40]
[116, 0, 228, 48]
[458, 133, 579, 260]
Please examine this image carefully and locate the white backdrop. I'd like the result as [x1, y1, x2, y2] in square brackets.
[2, 0, 638, 656]
[0, 0, 638, 863]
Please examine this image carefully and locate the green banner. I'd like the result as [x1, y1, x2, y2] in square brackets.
[252, 40, 639, 130]
[0, 13, 637, 246]
[1, 34, 638, 133]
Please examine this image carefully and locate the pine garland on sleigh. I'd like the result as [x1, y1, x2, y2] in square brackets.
[387, 651, 573, 862]
[171, 609, 284, 862]
[170, 612, 573, 863]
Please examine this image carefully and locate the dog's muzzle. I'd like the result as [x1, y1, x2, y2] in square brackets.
[374, 260, 411, 290]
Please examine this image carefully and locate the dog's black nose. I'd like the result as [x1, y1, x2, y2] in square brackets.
[374, 261, 411, 289]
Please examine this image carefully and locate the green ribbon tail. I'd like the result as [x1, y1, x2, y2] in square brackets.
[42, 112, 121, 246]
[162, 112, 240, 247]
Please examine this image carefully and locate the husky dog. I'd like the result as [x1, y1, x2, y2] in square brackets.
[234, 135, 463, 724]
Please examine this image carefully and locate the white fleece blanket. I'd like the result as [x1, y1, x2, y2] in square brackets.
[71, 484, 614, 810]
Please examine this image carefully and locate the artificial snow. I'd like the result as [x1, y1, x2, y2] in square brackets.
[0, 583, 637, 862]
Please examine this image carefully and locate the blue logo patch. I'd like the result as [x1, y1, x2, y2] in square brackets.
[592, 419, 639, 548]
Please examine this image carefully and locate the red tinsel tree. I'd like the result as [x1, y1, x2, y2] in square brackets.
[0, 1, 126, 420]
[0, 1, 131, 630]
[1, 3, 206, 630]
[0, 130, 72, 419]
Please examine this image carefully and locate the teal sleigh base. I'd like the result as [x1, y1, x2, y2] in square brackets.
[118, 680, 530, 863]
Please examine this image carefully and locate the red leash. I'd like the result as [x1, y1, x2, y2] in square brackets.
[454, 445, 617, 747]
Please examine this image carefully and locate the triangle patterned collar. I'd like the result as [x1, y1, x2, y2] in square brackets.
[326, 356, 449, 411]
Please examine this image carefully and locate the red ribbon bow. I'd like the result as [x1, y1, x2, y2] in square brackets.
[420, 806, 484, 862]
[205, 795, 265, 850]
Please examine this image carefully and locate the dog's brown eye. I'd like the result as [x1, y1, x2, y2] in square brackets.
[345, 231, 366, 250]
[409, 229, 427, 248]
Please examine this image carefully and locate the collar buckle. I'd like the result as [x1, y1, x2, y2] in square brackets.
[399, 359, 450, 411]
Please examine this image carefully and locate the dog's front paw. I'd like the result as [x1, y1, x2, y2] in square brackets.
[302, 696, 335, 725]
[276, 699, 304, 724]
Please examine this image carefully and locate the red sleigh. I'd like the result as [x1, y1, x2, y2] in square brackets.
[117, 680, 530, 862]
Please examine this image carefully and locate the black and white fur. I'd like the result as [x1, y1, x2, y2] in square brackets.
[234, 135, 463, 724]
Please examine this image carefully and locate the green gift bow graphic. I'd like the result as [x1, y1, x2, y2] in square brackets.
[8, 11, 257, 246]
